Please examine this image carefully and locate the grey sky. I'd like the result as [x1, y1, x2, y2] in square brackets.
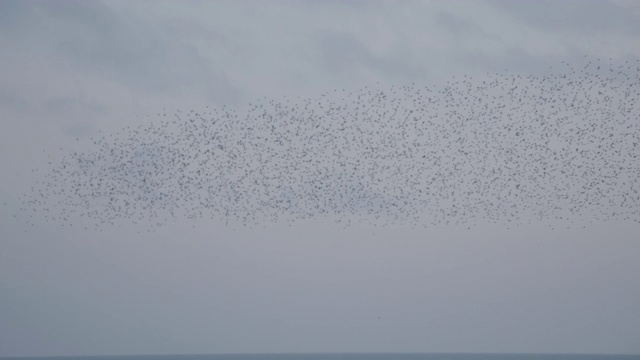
[1, 0, 640, 357]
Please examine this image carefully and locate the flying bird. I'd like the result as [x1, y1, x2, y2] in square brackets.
[20, 57, 640, 231]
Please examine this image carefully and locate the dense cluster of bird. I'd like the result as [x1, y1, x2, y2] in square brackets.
[20, 58, 640, 230]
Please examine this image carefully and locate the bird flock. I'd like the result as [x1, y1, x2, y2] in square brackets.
[20, 57, 640, 230]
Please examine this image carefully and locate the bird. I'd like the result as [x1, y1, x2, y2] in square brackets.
[19, 56, 640, 231]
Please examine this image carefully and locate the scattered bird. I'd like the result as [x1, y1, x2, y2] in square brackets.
[19, 57, 640, 230]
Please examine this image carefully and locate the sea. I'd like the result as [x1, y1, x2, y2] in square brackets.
[2, 354, 639, 360]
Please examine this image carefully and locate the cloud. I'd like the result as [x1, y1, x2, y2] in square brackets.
[0, 85, 30, 115]
[437, 12, 487, 37]
[492, 0, 640, 35]
[314, 30, 371, 76]
[42, 97, 109, 119]
[0, 0, 239, 105]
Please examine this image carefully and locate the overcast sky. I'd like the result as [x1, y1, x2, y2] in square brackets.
[2, 0, 640, 357]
